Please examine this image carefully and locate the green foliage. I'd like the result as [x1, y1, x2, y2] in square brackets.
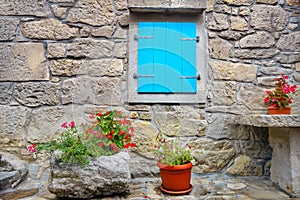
[153, 131, 194, 166]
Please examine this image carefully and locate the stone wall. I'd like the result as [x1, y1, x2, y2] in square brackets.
[0, 0, 299, 190]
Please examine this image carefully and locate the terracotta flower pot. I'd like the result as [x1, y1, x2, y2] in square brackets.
[267, 106, 291, 115]
[157, 162, 192, 193]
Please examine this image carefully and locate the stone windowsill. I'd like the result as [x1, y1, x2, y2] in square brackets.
[233, 114, 300, 127]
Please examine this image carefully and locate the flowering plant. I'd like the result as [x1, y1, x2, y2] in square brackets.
[264, 75, 297, 109]
[27, 110, 136, 166]
[153, 131, 194, 166]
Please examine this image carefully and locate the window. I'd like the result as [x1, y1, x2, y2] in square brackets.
[128, 13, 207, 103]
[137, 22, 198, 93]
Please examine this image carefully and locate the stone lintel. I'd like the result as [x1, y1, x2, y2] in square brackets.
[128, 7, 206, 13]
[232, 114, 300, 128]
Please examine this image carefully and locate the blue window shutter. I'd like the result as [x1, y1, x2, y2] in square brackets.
[137, 22, 197, 93]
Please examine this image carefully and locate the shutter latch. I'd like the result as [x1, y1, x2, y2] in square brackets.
[133, 73, 154, 79]
[180, 36, 200, 42]
[180, 74, 201, 80]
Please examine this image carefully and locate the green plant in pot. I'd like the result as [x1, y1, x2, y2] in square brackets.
[153, 131, 195, 195]
[27, 110, 136, 167]
[264, 74, 297, 114]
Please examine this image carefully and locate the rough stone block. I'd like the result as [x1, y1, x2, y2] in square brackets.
[66, 0, 115, 26]
[66, 38, 114, 58]
[0, 83, 13, 105]
[230, 16, 248, 31]
[211, 81, 236, 106]
[237, 84, 266, 110]
[0, 43, 49, 81]
[276, 32, 300, 52]
[50, 59, 86, 76]
[219, 0, 253, 5]
[21, 19, 78, 40]
[0, 0, 50, 17]
[0, 19, 18, 41]
[61, 76, 122, 105]
[226, 155, 263, 176]
[209, 38, 233, 59]
[233, 49, 280, 59]
[209, 60, 257, 82]
[87, 59, 123, 77]
[14, 82, 60, 107]
[47, 43, 66, 58]
[207, 13, 229, 31]
[48, 152, 131, 198]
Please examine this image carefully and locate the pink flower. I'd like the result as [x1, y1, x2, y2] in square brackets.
[27, 144, 37, 153]
[61, 122, 68, 128]
[264, 97, 270, 103]
[282, 74, 289, 80]
[69, 121, 75, 128]
[266, 90, 271, 95]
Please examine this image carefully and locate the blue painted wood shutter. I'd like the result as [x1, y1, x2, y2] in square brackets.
[137, 22, 197, 93]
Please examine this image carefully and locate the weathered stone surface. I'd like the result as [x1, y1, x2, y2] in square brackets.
[212, 81, 236, 106]
[259, 67, 293, 77]
[66, 38, 114, 58]
[226, 155, 263, 176]
[215, 4, 231, 14]
[49, 0, 74, 2]
[67, 0, 115, 26]
[240, 7, 250, 15]
[0, 43, 49, 81]
[230, 16, 248, 31]
[21, 19, 78, 40]
[118, 13, 129, 26]
[113, 27, 128, 39]
[0, 106, 30, 146]
[14, 82, 60, 107]
[113, 41, 127, 58]
[0, 19, 18, 41]
[190, 138, 235, 173]
[206, 113, 250, 139]
[61, 76, 122, 105]
[50, 59, 86, 76]
[129, 153, 159, 178]
[276, 32, 300, 52]
[80, 26, 91, 38]
[237, 84, 266, 110]
[250, 5, 288, 31]
[256, 0, 277, 4]
[240, 31, 275, 48]
[114, 0, 128, 10]
[51, 5, 68, 19]
[49, 152, 131, 198]
[131, 120, 158, 156]
[207, 13, 229, 31]
[0, 0, 50, 17]
[286, 0, 300, 6]
[87, 59, 123, 77]
[28, 106, 86, 143]
[47, 43, 66, 58]
[219, 31, 244, 40]
[219, 0, 253, 5]
[128, 0, 205, 9]
[0, 83, 13, 104]
[209, 38, 233, 59]
[153, 105, 206, 137]
[209, 60, 257, 82]
[91, 26, 115, 38]
[0, 152, 28, 189]
[233, 49, 280, 59]
[206, 0, 214, 12]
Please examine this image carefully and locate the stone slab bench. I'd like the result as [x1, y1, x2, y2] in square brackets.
[233, 114, 300, 198]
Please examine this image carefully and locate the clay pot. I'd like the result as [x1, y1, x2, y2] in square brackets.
[267, 106, 291, 115]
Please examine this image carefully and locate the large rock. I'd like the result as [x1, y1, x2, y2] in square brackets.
[240, 31, 275, 48]
[14, 82, 60, 107]
[67, 0, 115, 26]
[209, 38, 233, 59]
[153, 105, 206, 137]
[0, 83, 13, 104]
[0, 43, 49, 81]
[190, 138, 235, 173]
[211, 81, 236, 106]
[66, 38, 114, 58]
[233, 49, 280, 59]
[276, 32, 300, 52]
[21, 19, 78, 40]
[0, 0, 50, 17]
[0, 106, 30, 147]
[48, 152, 131, 198]
[50, 59, 86, 76]
[230, 16, 248, 31]
[237, 84, 266, 110]
[61, 76, 122, 105]
[0, 152, 28, 190]
[219, 0, 253, 5]
[226, 155, 263, 176]
[209, 60, 257, 82]
[86, 59, 124, 77]
[250, 5, 288, 31]
[0, 19, 18, 41]
[207, 13, 229, 31]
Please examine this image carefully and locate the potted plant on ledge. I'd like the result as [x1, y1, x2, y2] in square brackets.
[264, 74, 297, 115]
[154, 131, 195, 195]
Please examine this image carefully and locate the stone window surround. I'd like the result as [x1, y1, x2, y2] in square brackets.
[127, 13, 208, 104]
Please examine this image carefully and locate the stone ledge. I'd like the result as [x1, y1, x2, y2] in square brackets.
[233, 114, 300, 127]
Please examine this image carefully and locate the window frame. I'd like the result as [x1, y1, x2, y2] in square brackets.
[127, 13, 207, 104]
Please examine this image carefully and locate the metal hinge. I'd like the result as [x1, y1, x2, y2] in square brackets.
[134, 35, 154, 40]
[133, 73, 154, 79]
[180, 74, 201, 80]
[180, 36, 200, 43]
